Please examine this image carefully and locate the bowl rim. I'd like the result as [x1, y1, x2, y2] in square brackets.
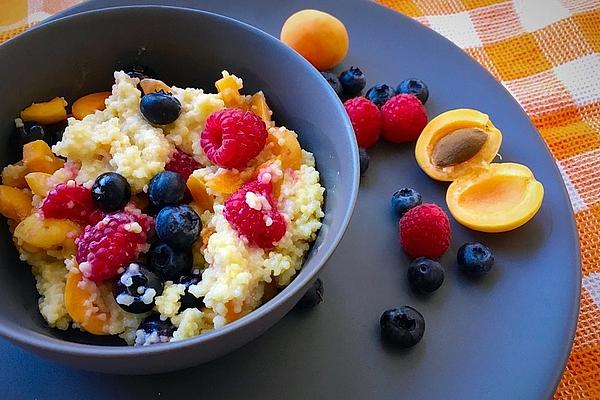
[0, 5, 359, 357]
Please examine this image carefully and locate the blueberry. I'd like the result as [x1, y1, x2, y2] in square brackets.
[457, 242, 495, 277]
[135, 313, 175, 346]
[321, 72, 343, 97]
[365, 84, 396, 107]
[140, 91, 181, 125]
[148, 242, 193, 281]
[44, 120, 67, 146]
[391, 188, 422, 216]
[294, 278, 323, 310]
[178, 273, 205, 310]
[125, 65, 155, 81]
[155, 205, 201, 249]
[148, 171, 185, 208]
[396, 79, 429, 104]
[12, 122, 45, 147]
[113, 263, 164, 314]
[339, 67, 366, 96]
[407, 257, 444, 293]
[359, 148, 369, 176]
[380, 306, 425, 348]
[91, 172, 131, 212]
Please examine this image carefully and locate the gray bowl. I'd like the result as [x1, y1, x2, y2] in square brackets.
[0, 6, 358, 374]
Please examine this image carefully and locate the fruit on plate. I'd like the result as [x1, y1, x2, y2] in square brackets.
[343, 97, 382, 148]
[416, 108, 543, 232]
[20, 97, 67, 125]
[381, 94, 428, 143]
[446, 163, 544, 233]
[399, 203, 451, 259]
[280, 9, 349, 71]
[380, 306, 425, 348]
[72, 92, 111, 120]
[415, 108, 502, 182]
[457, 242, 495, 277]
[294, 278, 324, 310]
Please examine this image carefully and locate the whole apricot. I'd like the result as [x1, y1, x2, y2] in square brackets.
[280, 9, 349, 71]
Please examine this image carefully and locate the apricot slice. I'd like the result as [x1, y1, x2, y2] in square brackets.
[65, 269, 110, 335]
[415, 109, 502, 182]
[187, 175, 214, 212]
[13, 213, 80, 253]
[249, 92, 272, 123]
[253, 160, 283, 198]
[0, 185, 32, 221]
[446, 163, 544, 233]
[25, 172, 53, 197]
[140, 78, 172, 95]
[270, 130, 302, 170]
[72, 91, 111, 120]
[23, 140, 64, 174]
[205, 171, 245, 196]
[280, 9, 349, 71]
[215, 73, 246, 109]
[20, 97, 67, 125]
[1, 162, 28, 188]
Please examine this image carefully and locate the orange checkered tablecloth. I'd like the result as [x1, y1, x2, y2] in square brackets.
[1, 0, 599, 397]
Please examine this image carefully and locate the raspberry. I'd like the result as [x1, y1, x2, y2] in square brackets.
[75, 211, 154, 282]
[399, 203, 451, 259]
[343, 97, 382, 148]
[165, 149, 199, 181]
[41, 182, 95, 223]
[224, 180, 286, 249]
[201, 109, 268, 169]
[380, 94, 428, 143]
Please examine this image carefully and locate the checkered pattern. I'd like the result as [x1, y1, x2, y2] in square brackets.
[1, 0, 599, 397]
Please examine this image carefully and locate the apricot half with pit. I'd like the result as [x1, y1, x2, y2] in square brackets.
[416, 108, 544, 233]
[415, 108, 502, 182]
[446, 163, 544, 233]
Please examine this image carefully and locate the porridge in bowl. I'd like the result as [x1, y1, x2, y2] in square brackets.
[0, 69, 324, 346]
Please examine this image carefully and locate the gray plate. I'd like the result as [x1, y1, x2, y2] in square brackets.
[0, 0, 580, 399]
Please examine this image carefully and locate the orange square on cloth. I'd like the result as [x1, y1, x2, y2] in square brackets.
[572, 11, 600, 53]
[533, 18, 595, 66]
[544, 121, 600, 160]
[484, 32, 553, 81]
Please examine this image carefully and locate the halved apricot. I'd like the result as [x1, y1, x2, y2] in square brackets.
[446, 163, 544, 233]
[270, 129, 302, 170]
[0, 185, 32, 221]
[64, 269, 110, 335]
[415, 109, 502, 182]
[72, 91, 111, 120]
[20, 97, 68, 125]
[187, 175, 214, 212]
[23, 140, 64, 174]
